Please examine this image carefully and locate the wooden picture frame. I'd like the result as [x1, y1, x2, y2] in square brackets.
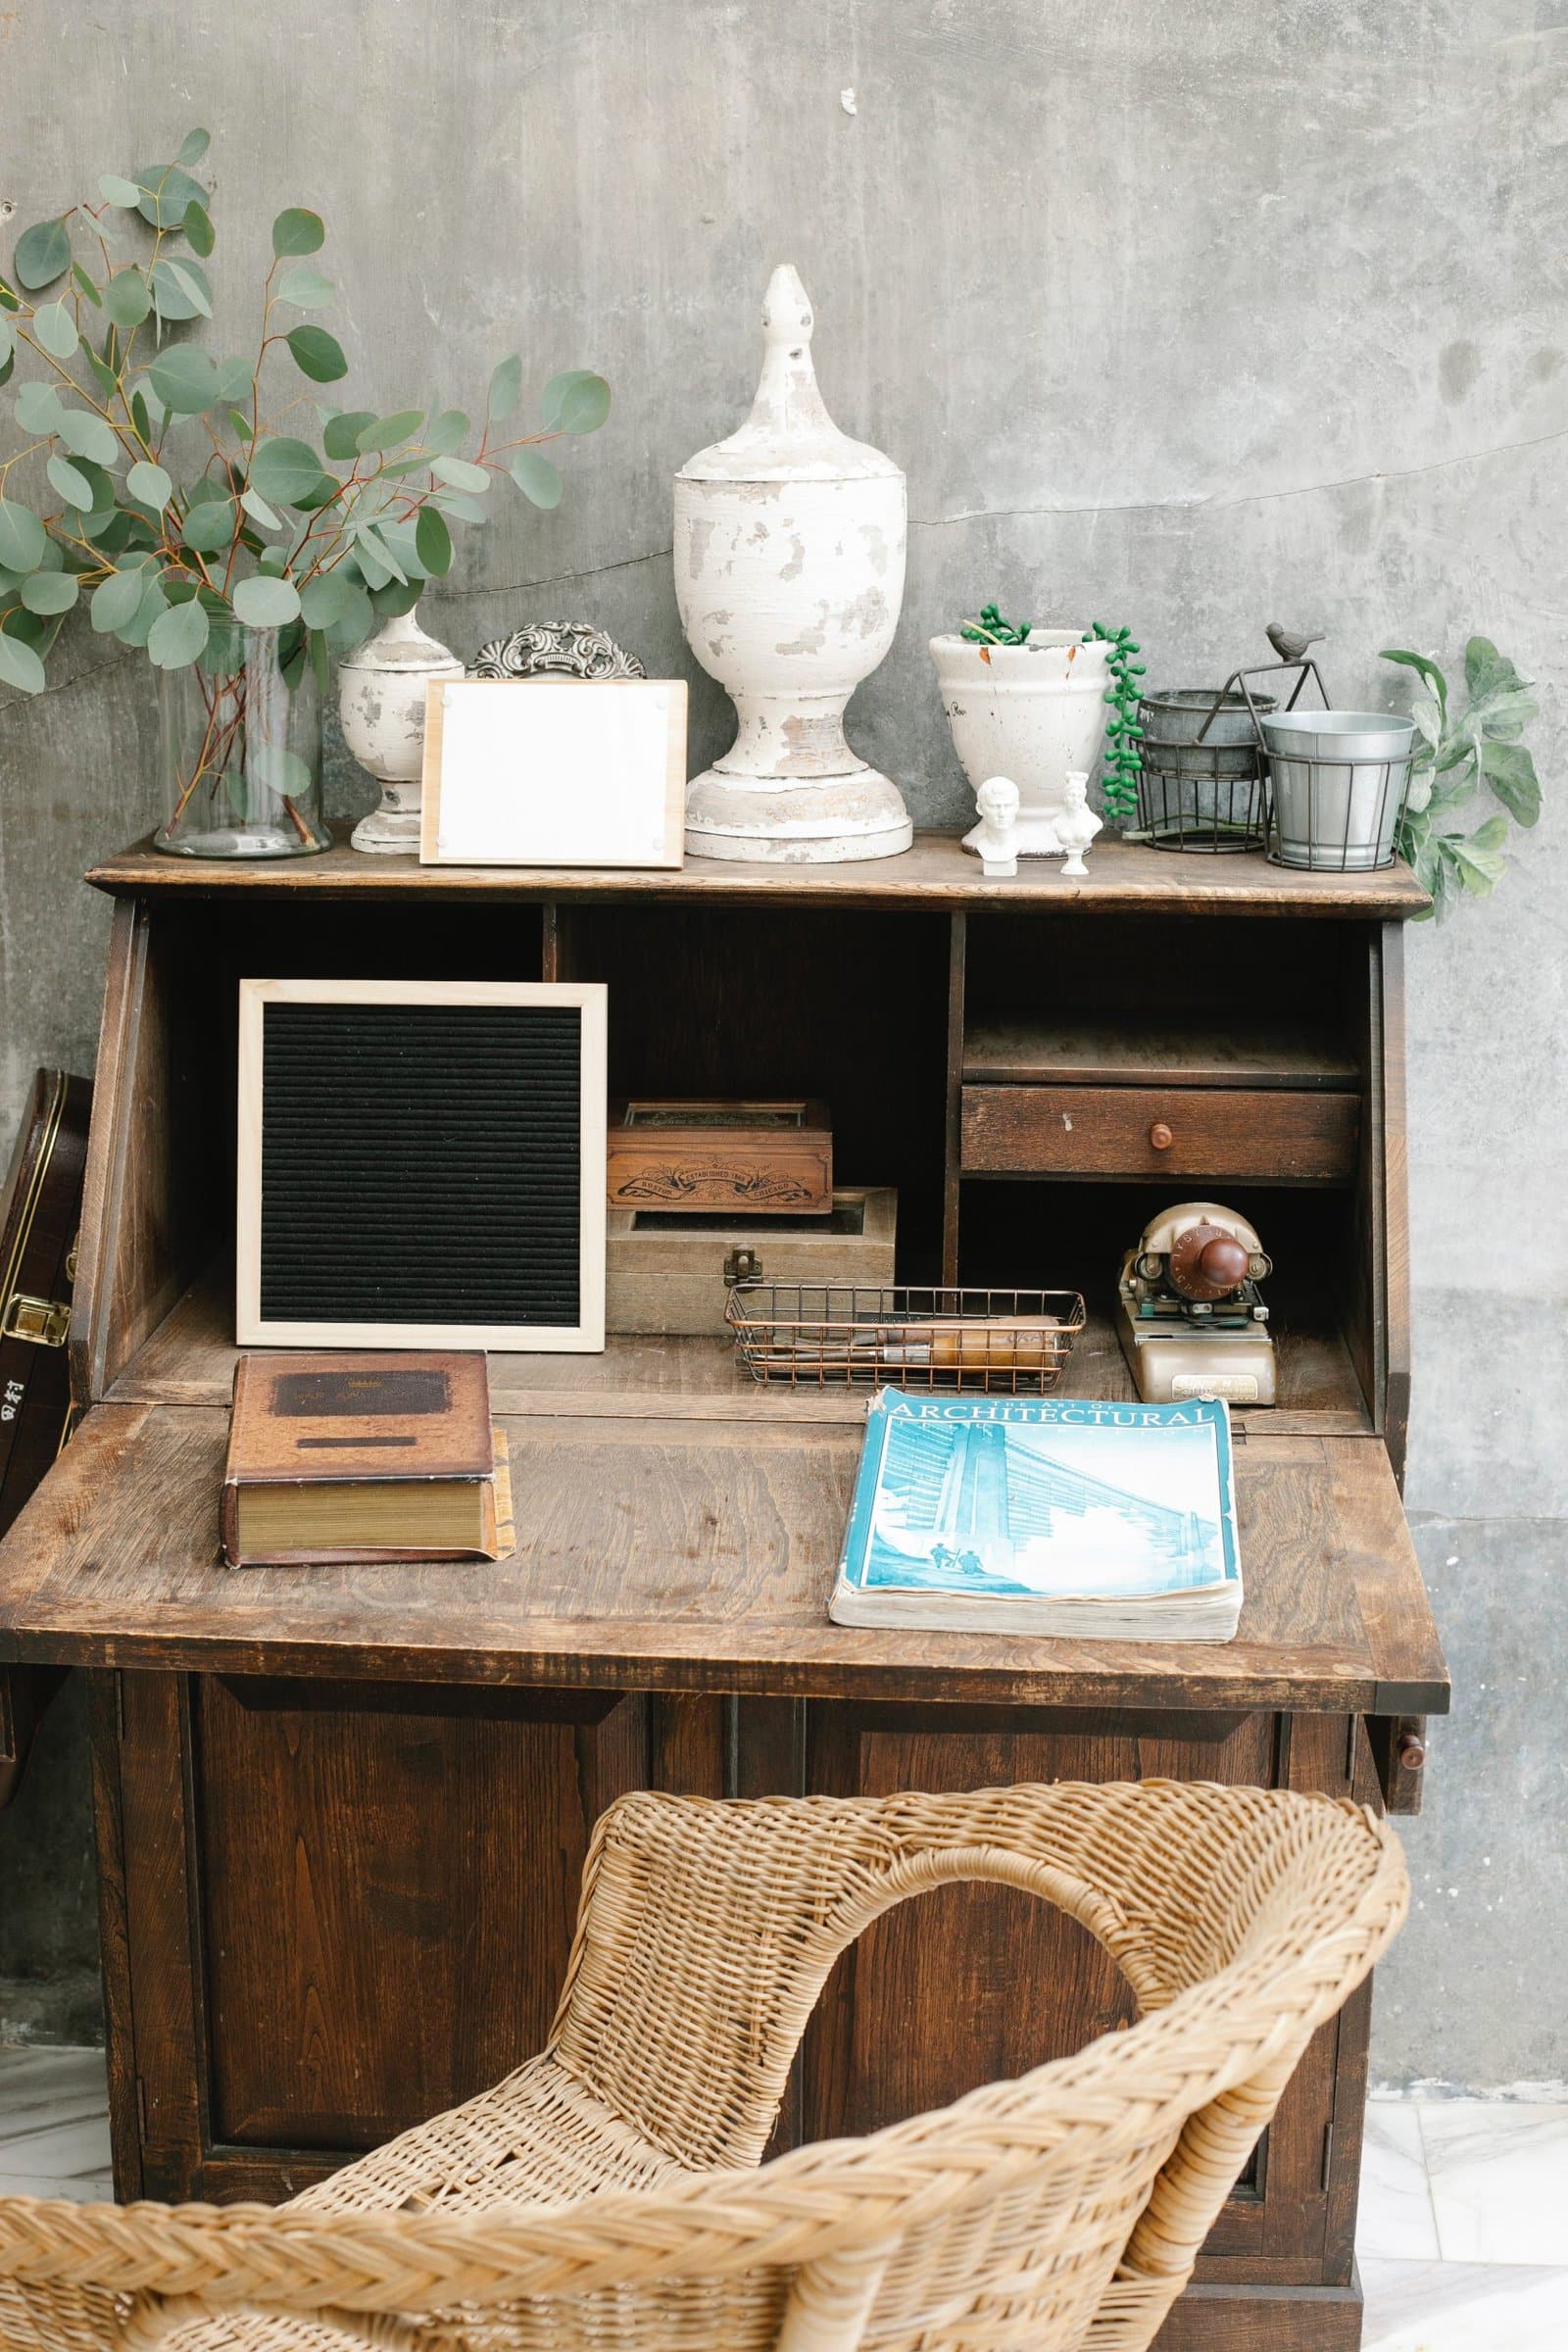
[237, 978, 608, 1351]
[420, 677, 687, 868]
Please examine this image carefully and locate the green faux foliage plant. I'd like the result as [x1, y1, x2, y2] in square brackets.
[1381, 638, 1543, 920]
[0, 128, 609, 827]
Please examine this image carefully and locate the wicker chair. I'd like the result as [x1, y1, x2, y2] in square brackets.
[0, 1779, 1406, 2352]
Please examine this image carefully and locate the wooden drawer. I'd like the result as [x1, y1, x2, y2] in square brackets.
[960, 1084, 1359, 1183]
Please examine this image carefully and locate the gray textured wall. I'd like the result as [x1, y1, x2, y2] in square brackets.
[1, 1, 1564, 2090]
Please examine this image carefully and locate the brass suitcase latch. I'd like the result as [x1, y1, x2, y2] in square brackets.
[2, 1293, 71, 1347]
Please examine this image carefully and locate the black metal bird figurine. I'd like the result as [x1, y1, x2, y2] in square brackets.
[1266, 623, 1325, 664]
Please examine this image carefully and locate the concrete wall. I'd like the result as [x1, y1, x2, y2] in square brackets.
[2, 0, 1563, 2090]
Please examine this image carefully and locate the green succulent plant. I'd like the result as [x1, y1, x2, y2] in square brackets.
[0, 128, 609, 825]
[1381, 637, 1542, 919]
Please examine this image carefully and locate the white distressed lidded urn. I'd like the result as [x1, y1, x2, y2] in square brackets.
[338, 604, 465, 853]
[674, 265, 911, 862]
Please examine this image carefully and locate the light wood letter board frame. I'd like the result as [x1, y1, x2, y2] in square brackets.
[237, 977, 608, 1351]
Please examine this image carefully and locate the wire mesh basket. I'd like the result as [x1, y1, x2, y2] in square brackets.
[1137, 689, 1276, 852]
[725, 1283, 1086, 1393]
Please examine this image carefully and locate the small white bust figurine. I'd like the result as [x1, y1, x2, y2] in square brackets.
[1054, 769, 1102, 877]
[962, 774, 1021, 876]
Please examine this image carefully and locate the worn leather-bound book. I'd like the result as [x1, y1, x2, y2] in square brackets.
[221, 1350, 512, 1567]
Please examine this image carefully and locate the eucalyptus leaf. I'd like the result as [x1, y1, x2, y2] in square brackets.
[32, 300, 78, 360]
[0, 628, 47, 694]
[487, 353, 522, 421]
[432, 489, 488, 525]
[278, 264, 332, 310]
[322, 408, 374, 460]
[184, 200, 216, 259]
[55, 408, 121, 466]
[147, 596, 211, 668]
[46, 453, 94, 509]
[349, 527, 398, 589]
[14, 380, 66, 434]
[20, 569, 78, 615]
[324, 580, 372, 648]
[98, 174, 143, 209]
[423, 409, 469, 456]
[232, 573, 302, 627]
[181, 497, 238, 554]
[511, 448, 563, 508]
[215, 356, 257, 407]
[198, 608, 247, 677]
[104, 269, 151, 329]
[431, 454, 487, 493]
[149, 257, 213, 321]
[125, 459, 172, 510]
[415, 505, 452, 575]
[90, 566, 147, 632]
[369, 577, 422, 618]
[296, 572, 354, 628]
[356, 410, 423, 454]
[309, 625, 330, 695]
[247, 435, 333, 508]
[285, 324, 347, 383]
[176, 127, 212, 168]
[0, 318, 11, 368]
[149, 344, 222, 413]
[239, 486, 282, 530]
[271, 207, 325, 257]
[250, 742, 312, 797]
[72, 264, 102, 308]
[12, 220, 72, 292]
[135, 164, 207, 230]
[118, 573, 169, 647]
[540, 368, 611, 435]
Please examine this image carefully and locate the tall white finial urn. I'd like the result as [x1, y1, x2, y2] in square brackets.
[675, 265, 911, 862]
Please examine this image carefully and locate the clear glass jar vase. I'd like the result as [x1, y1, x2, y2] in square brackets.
[155, 623, 329, 858]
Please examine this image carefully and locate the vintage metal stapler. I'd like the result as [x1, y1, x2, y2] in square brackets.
[1117, 1200, 1276, 1405]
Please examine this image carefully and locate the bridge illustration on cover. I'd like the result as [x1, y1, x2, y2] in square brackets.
[870, 1416, 1214, 1589]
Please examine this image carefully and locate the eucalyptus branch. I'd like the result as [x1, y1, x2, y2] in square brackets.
[0, 125, 610, 722]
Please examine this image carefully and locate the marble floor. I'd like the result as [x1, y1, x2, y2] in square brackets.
[0, 2047, 1564, 2345]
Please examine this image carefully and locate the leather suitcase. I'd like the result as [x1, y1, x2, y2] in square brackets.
[0, 1066, 91, 1810]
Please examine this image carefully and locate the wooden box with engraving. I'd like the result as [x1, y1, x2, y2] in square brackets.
[606, 1097, 832, 1214]
[0, 833, 1447, 2352]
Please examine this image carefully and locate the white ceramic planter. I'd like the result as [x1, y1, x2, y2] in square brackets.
[338, 605, 465, 854]
[674, 265, 911, 863]
[931, 632, 1109, 855]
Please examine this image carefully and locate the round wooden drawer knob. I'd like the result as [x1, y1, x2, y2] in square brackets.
[1397, 1731, 1426, 1773]
[1149, 1120, 1174, 1152]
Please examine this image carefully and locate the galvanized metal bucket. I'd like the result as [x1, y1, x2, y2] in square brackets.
[1139, 689, 1276, 852]
[1260, 710, 1416, 872]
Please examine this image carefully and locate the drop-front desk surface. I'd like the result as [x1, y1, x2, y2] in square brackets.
[0, 834, 1447, 2352]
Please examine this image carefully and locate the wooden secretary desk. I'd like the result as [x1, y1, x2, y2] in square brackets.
[0, 830, 1447, 2352]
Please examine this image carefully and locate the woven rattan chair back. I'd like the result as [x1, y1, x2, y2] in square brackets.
[0, 1781, 1407, 2352]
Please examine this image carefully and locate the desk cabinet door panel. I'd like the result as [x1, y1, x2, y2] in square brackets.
[99, 1671, 646, 2192]
[794, 1705, 1365, 2287]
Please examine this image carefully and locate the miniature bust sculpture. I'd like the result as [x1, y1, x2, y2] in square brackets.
[1054, 769, 1102, 877]
[962, 774, 1021, 876]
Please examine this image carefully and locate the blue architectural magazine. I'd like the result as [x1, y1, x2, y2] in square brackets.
[831, 1391, 1242, 1642]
